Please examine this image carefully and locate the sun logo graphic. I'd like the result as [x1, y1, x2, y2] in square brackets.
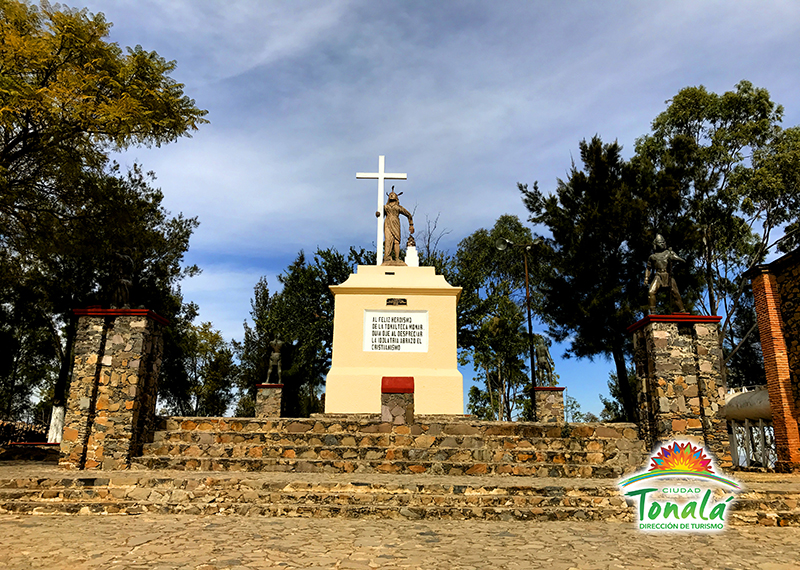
[617, 441, 740, 532]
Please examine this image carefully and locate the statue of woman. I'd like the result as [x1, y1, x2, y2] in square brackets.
[378, 186, 414, 264]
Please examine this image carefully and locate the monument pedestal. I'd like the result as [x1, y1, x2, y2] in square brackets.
[255, 383, 283, 417]
[535, 387, 565, 423]
[628, 314, 728, 462]
[60, 308, 166, 470]
[325, 265, 463, 415]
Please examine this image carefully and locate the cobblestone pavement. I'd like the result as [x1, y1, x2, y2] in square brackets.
[1, 514, 799, 570]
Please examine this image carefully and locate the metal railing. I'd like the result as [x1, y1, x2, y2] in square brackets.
[728, 418, 776, 469]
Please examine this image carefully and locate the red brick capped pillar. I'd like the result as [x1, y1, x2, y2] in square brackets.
[381, 376, 414, 424]
[60, 308, 166, 470]
[750, 268, 800, 470]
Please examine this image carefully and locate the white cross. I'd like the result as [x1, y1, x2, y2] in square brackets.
[356, 155, 407, 265]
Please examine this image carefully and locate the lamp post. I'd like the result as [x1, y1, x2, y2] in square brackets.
[495, 238, 538, 422]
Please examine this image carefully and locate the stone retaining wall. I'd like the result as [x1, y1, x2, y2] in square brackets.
[136, 416, 647, 478]
[1, 471, 798, 525]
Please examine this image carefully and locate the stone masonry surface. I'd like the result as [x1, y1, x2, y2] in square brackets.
[773, 259, 800, 468]
[60, 313, 164, 470]
[134, 416, 647, 478]
[632, 318, 728, 464]
[2, 462, 799, 526]
[1, 512, 800, 569]
[255, 385, 283, 418]
[381, 393, 414, 425]
[534, 388, 565, 423]
[775, 255, 800, 415]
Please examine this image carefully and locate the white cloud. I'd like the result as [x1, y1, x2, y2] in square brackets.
[179, 264, 277, 343]
[82, 0, 800, 411]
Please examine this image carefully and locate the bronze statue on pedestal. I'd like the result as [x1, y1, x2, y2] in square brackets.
[646, 234, 686, 313]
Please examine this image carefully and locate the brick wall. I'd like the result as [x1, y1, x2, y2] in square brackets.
[750, 255, 800, 470]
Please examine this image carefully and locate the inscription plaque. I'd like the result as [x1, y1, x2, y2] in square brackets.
[363, 310, 428, 352]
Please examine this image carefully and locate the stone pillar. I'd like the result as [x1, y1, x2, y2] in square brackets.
[255, 384, 284, 417]
[60, 309, 166, 470]
[534, 387, 565, 423]
[628, 315, 728, 463]
[381, 376, 414, 424]
[750, 268, 800, 470]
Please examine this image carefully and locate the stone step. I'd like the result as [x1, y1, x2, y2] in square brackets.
[143, 442, 628, 466]
[4, 484, 797, 513]
[132, 455, 639, 478]
[0, 500, 631, 520]
[4, 499, 795, 525]
[0, 474, 796, 525]
[149, 430, 633, 454]
[0, 488, 626, 511]
[159, 418, 640, 443]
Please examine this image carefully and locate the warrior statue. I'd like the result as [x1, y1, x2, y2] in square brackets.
[265, 337, 284, 383]
[111, 252, 134, 308]
[377, 186, 414, 265]
[534, 335, 555, 386]
[646, 234, 686, 313]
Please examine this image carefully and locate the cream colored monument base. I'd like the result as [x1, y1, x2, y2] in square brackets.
[325, 265, 463, 415]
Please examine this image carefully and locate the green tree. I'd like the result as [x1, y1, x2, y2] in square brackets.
[724, 290, 766, 389]
[159, 321, 236, 417]
[181, 322, 236, 417]
[456, 215, 543, 421]
[233, 277, 275, 416]
[635, 81, 798, 333]
[520, 137, 655, 421]
[599, 367, 636, 422]
[158, 301, 199, 416]
[0, 166, 199, 434]
[750, 127, 800, 254]
[0, 0, 207, 248]
[0, 273, 59, 420]
[242, 247, 370, 417]
[0, 1, 206, 432]
[565, 395, 599, 423]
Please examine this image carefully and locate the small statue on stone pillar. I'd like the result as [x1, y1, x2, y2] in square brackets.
[110, 252, 134, 309]
[265, 337, 284, 383]
[534, 335, 555, 386]
[377, 186, 414, 266]
[646, 234, 687, 314]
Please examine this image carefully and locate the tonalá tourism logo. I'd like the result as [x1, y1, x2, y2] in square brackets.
[617, 441, 740, 532]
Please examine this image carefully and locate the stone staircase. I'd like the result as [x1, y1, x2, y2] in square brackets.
[2, 416, 799, 525]
[1, 468, 798, 525]
[133, 417, 647, 478]
[0, 471, 630, 521]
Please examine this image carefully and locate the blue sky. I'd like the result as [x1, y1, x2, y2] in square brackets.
[80, 0, 800, 416]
